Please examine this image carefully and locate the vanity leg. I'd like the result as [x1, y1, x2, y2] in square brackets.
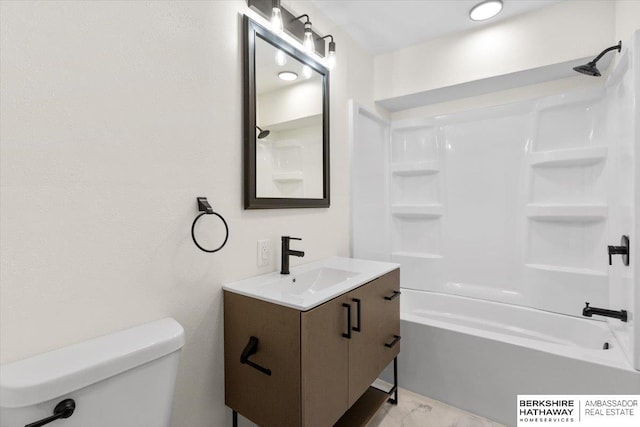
[388, 357, 399, 405]
[232, 410, 238, 427]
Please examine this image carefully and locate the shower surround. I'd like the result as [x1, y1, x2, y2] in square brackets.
[351, 32, 640, 426]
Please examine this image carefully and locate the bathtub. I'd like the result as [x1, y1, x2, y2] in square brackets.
[389, 289, 640, 426]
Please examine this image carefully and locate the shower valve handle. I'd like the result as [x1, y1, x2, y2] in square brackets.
[608, 245, 628, 264]
[608, 235, 630, 266]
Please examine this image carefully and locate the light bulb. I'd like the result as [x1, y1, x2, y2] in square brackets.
[275, 49, 287, 66]
[270, 7, 283, 35]
[326, 50, 336, 69]
[303, 24, 314, 53]
[326, 40, 336, 69]
[302, 65, 312, 79]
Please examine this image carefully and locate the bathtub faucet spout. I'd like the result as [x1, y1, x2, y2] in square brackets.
[582, 302, 628, 322]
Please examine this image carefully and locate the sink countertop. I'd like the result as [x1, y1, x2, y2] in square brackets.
[222, 257, 400, 311]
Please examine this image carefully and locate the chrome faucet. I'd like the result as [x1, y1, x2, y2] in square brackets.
[281, 236, 304, 275]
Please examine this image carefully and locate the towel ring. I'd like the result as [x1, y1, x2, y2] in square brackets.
[191, 197, 229, 253]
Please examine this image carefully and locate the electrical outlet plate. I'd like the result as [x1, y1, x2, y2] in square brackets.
[257, 239, 270, 267]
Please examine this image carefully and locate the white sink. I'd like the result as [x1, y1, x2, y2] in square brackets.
[261, 267, 359, 295]
[223, 257, 399, 311]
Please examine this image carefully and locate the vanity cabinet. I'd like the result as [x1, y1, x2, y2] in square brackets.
[346, 270, 400, 406]
[224, 269, 400, 427]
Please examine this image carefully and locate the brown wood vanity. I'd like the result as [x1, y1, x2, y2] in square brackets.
[224, 268, 400, 427]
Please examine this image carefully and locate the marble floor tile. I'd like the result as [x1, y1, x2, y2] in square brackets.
[368, 388, 506, 427]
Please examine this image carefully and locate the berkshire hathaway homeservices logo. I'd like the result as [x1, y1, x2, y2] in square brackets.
[518, 398, 576, 423]
[517, 395, 639, 426]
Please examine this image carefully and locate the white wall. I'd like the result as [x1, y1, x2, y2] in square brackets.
[258, 80, 322, 127]
[374, 1, 615, 102]
[615, 1, 640, 42]
[0, 1, 375, 425]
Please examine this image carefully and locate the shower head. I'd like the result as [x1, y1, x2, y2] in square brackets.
[256, 126, 270, 139]
[573, 61, 601, 77]
[573, 41, 622, 77]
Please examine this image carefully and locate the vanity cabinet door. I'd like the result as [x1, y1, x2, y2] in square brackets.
[224, 291, 301, 427]
[377, 269, 401, 370]
[301, 294, 350, 427]
[347, 281, 384, 406]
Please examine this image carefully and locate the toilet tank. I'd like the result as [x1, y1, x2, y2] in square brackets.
[0, 318, 185, 427]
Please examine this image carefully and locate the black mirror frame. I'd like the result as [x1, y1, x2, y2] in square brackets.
[243, 15, 330, 209]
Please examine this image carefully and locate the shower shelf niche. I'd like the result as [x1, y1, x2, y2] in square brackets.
[391, 161, 440, 176]
[528, 146, 608, 168]
[526, 204, 608, 222]
[391, 204, 443, 218]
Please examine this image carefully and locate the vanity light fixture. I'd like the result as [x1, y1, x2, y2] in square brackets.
[278, 71, 298, 81]
[270, 0, 284, 35]
[247, 1, 337, 59]
[469, 0, 503, 21]
[319, 35, 336, 69]
[293, 14, 315, 53]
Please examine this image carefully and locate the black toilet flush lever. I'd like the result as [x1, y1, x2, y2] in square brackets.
[608, 235, 630, 266]
[583, 302, 628, 322]
[25, 399, 76, 427]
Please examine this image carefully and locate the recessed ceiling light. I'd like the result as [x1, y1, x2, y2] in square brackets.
[469, 0, 503, 21]
[278, 71, 298, 81]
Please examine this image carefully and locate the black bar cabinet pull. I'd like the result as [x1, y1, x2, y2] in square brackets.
[240, 336, 272, 376]
[25, 399, 76, 427]
[352, 298, 361, 332]
[342, 303, 352, 339]
[384, 290, 401, 301]
[384, 335, 401, 348]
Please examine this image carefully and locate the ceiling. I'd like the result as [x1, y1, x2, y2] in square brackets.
[309, 0, 563, 54]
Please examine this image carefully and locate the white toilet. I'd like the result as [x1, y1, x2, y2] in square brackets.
[0, 318, 185, 427]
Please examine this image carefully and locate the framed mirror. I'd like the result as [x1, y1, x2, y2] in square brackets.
[244, 16, 330, 209]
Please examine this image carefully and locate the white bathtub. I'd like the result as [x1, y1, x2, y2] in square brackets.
[390, 289, 640, 426]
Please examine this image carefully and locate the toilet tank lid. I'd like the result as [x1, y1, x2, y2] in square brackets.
[0, 318, 185, 408]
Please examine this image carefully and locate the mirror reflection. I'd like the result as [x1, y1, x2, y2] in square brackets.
[254, 35, 324, 199]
